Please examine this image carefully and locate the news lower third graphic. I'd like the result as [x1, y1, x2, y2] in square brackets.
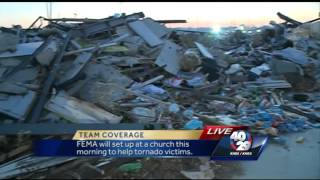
[33, 126, 268, 160]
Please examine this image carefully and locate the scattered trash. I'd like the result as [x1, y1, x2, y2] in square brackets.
[0, 10, 319, 179]
[186, 74, 207, 87]
[169, 103, 180, 114]
[117, 162, 142, 173]
[181, 170, 208, 179]
[140, 85, 166, 95]
[180, 162, 215, 179]
[273, 137, 287, 145]
[183, 119, 203, 130]
[215, 116, 239, 126]
[295, 136, 305, 143]
[292, 93, 310, 102]
[249, 63, 270, 77]
[266, 127, 279, 136]
[180, 49, 202, 72]
[182, 109, 194, 119]
[130, 107, 156, 123]
[225, 64, 243, 75]
[208, 100, 236, 113]
[164, 77, 184, 88]
[310, 123, 320, 128]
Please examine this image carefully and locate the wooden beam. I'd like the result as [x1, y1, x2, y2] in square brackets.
[45, 92, 122, 124]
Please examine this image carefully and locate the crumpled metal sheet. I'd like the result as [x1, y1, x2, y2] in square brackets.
[0, 154, 76, 179]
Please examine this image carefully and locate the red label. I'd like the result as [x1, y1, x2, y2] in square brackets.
[199, 126, 248, 140]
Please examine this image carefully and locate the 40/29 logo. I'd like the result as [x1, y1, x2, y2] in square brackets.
[230, 130, 252, 151]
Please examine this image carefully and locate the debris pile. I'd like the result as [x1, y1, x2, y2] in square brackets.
[0, 12, 319, 179]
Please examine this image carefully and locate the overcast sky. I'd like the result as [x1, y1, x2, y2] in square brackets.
[0, 2, 319, 28]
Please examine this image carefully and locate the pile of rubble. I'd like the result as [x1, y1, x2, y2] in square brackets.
[0, 12, 320, 179]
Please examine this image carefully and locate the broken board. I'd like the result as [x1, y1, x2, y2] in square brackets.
[143, 18, 170, 38]
[35, 40, 58, 66]
[0, 82, 28, 95]
[0, 90, 37, 121]
[195, 42, 214, 59]
[243, 79, 292, 89]
[55, 52, 92, 86]
[83, 63, 133, 87]
[45, 92, 122, 124]
[0, 42, 43, 58]
[128, 20, 163, 47]
[272, 47, 309, 66]
[155, 40, 182, 75]
[0, 155, 76, 179]
[79, 81, 131, 111]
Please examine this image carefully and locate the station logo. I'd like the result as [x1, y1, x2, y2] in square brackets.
[230, 130, 252, 151]
[200, 126, 268, 160]
[229, 130, 253, 156]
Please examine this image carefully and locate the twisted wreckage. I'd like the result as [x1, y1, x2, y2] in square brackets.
[0, 12, 319, 179]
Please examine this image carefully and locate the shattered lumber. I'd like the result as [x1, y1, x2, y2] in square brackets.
[64, 42, 117, 56]
[0, 91, 37, 121]
[45, 92, 122, 124]
[80, 12, 145, 37]
[29, 34, 71, 122]
[281, 104, 320, 122]
[0, 155, 76, 179]
[46, 18, 187, 24]
[0, 10, 320, 178]
[277, 12, 302, 27]
[243, 79, 292, 89]
[55, 52, 92, 86]
[0, 123, 165, 135]
[128, 20, 163, 47]
[156, 20, 187, 24]
[130, 75, 164, 90]
[99, 82, 169, 106]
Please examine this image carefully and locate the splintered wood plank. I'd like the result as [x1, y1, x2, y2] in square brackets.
[45, 92, 122, 124]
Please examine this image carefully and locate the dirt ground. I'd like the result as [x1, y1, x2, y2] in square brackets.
[230, 128, 320, 179]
